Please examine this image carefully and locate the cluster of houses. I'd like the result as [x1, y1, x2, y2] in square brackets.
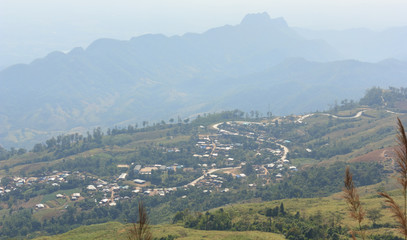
[2, 119, 305, 212]
[265, 160, 298, 180]
[194, 174, 224, 188]
[214, 121, 298, 181]
[82, 176, 181, 206]
[193, 135, 237, 165]
[0, 186, 11, 195]
[0, 170, 80, 195]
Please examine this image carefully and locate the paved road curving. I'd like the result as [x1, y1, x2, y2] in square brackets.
[320, 110, 365, 119]
[296, 110, 366, 123]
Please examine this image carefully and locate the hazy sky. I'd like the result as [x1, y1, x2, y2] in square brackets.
[1, 0, 407, 67]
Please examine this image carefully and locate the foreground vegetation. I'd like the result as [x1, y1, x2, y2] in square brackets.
[34, 221, 286, 240]
[35, 191, 407, 240]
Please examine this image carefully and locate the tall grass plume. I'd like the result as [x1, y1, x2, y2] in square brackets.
[343, 166, 366, 239]
[127, 200, 152, 240]
[379, 117, 407, 239]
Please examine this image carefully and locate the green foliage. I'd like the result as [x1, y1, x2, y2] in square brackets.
[153, 235, 177, 240]
[0, 209, 41, 239]
[257, 162, 383, 200]
[370, 233, 404, 240]
[360, 86, 407, 108]
[54, 155, 119, 176]
[0, 160, 382, 238]
[0, 145, 27, 161]
[179, 204, 346, 239]
[180, 208, 232, 230]
[360, 87, 384, 106]
[190, 110, 245, 127]
[366, 208, 383, 227]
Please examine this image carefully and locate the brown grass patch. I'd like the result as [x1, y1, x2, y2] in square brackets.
[17, 195, 43, 209]
[350, 147, 396, 163]
[395, 100, 407, 111]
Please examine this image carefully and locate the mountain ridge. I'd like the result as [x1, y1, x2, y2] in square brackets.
[1, 13, 406, 148]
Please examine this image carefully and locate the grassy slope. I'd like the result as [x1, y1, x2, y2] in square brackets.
[34, 187, 406, 240]
[295, 109, 407, 167]
[212, 187, 404, 238]
[34, 222, 286, 240]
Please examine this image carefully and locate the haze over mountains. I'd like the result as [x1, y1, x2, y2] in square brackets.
[1, 12, 407, 148]
[296, 26, 407, 62]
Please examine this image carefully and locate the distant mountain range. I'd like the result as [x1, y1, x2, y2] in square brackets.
[295, 26, 407, 62]
[1, 12, 407, 148]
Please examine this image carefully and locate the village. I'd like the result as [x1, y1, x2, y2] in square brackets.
[0, 120, 299, 211]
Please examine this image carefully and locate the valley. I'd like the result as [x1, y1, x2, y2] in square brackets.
[2, 3, 407, 239]
[0, 87, 406, 239]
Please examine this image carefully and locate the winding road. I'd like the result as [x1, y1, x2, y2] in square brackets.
[320, 110, 366, 119]
[297, 108, 406, 124]
[276, 143, 289, 161]
[296, 114, 314, 123]
[296, 110, 367, 124]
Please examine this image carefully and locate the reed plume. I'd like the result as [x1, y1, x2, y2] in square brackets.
[379, 117, 407, 239]
[343, 166, 366, 239]
[128, 200, 152, 240]
[378, 192, 407, 236]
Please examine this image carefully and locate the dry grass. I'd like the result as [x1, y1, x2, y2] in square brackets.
[343, 166, 366, 239]
[127, 201, 152, 240]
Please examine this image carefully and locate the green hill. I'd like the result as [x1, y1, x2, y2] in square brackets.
[34, 222, 286, 240]
[34, 190, 405, 240]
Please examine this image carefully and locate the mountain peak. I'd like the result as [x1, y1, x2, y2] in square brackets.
[241, 12, 270, 25]
[240, 12, 288, 28]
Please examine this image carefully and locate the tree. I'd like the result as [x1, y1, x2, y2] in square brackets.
[272, 206, 279, 217]
[279, 202, 285, 215]
[128, 200, 152, 240]
[366, 208, 383, 227]
[32, 143, 44, 152]
[1, 176, 12, 186]
[243, 164, 254, 176]
[4, 164, 9, 173]
[265, 208, 273, 217]
[359, 87, 383, 107]
[46, 137, 57, 149]
[93, 127, 103, 144]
